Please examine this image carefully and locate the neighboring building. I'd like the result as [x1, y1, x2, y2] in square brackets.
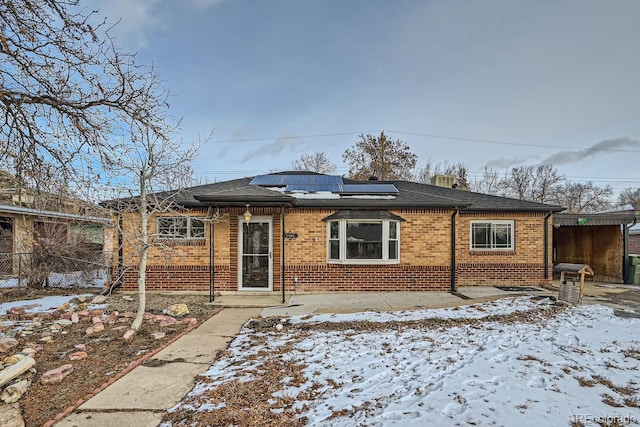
[0, 203, 112, 277]
[630, 226, 640, 255]
[110, 172, 564, 295]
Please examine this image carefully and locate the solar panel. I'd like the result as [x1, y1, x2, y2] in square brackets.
[250, 175, 398, 195]
[250, 174, 343, 188]
[340, 184, 399, 194]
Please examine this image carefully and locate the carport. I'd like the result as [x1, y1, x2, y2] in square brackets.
[553, 210, 638, 284]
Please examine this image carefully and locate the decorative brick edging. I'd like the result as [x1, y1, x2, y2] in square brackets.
[43, 307, 225, 427]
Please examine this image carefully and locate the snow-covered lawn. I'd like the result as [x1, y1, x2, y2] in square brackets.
[163, 297, 640, 426]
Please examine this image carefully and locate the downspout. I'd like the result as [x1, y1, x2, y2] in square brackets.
[208, 205, 216, 302]
[117, 213, 123, 286]
[544, 211, 552, 280]
[281, 205, 286, 304]
[450, 207, 458, 292]
[623, 221, 633, 284]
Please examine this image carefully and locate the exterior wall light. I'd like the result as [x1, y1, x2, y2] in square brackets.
[243, 204, 252, 223]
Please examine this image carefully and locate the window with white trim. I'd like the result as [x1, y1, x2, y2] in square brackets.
[471, 220, 514, 250]
[157, 217, 205, 239]
[327, 219, 400, 263]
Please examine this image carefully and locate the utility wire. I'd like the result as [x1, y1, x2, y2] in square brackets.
[204, 129, 640, 154]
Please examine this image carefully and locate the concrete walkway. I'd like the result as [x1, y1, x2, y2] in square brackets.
[56, 308, 261, 427]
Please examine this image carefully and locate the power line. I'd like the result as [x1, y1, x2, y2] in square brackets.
[204, 128, 640, 154]
[385, 130, 640, 154]
[204, 131, 375, 144]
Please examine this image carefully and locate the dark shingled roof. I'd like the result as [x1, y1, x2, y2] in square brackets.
[146, 172, 564, 213]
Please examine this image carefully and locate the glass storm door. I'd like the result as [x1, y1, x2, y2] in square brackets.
[238, 218, 272, 290]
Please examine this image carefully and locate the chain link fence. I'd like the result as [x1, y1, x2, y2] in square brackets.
[0, 251, 113, 288]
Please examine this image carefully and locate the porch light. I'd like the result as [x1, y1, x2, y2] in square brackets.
[243, 204, 252, 223]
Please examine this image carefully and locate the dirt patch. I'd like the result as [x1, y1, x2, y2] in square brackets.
[0, 287, 221, 427]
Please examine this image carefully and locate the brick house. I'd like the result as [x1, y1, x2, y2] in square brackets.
[631, 227, 640, 255]
[113, 172, 564, 296]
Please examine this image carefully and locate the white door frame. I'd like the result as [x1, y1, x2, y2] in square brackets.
[237, 216, 273, 291]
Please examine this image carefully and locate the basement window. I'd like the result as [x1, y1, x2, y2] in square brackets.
[471, 220, 514, 250]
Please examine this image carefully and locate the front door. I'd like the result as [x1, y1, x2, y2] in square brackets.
[238, 217, 272, 290]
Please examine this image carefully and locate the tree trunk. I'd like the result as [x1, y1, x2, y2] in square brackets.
[131, 171, 148, 331]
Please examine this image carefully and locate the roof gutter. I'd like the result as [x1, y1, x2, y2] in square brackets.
[0, 204, 111, 225]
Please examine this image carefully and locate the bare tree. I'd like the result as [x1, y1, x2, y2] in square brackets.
[500, 165, 563, 203]
[550, 182, 613, 213]
[104, 125, 201, 332]
[471, 163, 612, 211]
[291, 152, 337, 174]
[619, 187, 640, 210]
[28, 220, 107, 288]
[343, 132, 417, 180]
[0, 0, 170, 196]
[470, 167, 504, 195]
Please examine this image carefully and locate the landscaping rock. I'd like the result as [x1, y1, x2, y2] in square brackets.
[91, 295, 108, 304]
[40, 364, 74, 384]
[105, 311, 119, 325]
[151, 331, 166, 340]
[5, 307, 25, 319]
[54, 319, 72, 327]
[182, 317, 198, 326]
[1, 378, 31, 403]
[122, 329, 136, 342]
[3, 354, 26, 365]
[0, 337, 19, 353]
[38, 336, 53, 344]
[86, 323, 105, 335]
[69, 351, 87, 361]
[167, 303, 189, 317]
[0, 356, 35, 387]
[159, 316, 177, 327]
[69, 296, 87, 305]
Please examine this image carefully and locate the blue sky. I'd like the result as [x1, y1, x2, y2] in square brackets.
[93, 0, 640, 193]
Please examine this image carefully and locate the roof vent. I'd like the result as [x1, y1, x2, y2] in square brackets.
[430, 174, 456, 188]
[368, 176, 379, 181]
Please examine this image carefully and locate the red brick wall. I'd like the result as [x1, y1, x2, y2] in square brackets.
[284, 264, 451, 292]
[630, 233, 640, 255]
[116, 207, 552, 292]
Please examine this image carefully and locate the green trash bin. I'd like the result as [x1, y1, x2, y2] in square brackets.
[629, 257, 640, 284]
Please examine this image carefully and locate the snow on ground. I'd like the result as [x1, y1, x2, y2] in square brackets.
[0, 294, 98, 316]
[164, 297, 640, 426]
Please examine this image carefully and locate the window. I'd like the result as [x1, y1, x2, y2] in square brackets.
[471, 220, 514, 250]
[157, 217, 205, 239]
[327, 219, 400, 263]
